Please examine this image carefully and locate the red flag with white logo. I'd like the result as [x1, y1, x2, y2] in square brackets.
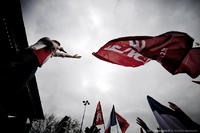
[92, 31, 200, 78]
[93, 37, 151, 67]
[93, 101, 104, 126]
[115, 112, 130, 133]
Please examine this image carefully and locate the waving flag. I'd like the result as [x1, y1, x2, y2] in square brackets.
[175, 48, 200, 78]
[105, 105, 117, 133]
[93, 37, 151, 67]
[93, 31, 200, 78]
[147, 95, 188, 132]
[115, 112, 130, 133]
[93, 101, 104, 126]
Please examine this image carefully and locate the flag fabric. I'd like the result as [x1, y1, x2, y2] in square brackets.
[93, 36, 151, 68]
[147, 95, 188, 133]
[93, 31, 200, 78]
[115, 112, 130, 133]
[93, 101, 104, 126]
[105, 105, 117, 133]
[175, 48, 200, 78]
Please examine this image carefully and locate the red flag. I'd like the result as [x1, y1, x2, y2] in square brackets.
[175, 48, 200, 78]
[115, 112, 130, 133]
[93, 37, 151, 67]
[93, 101, 104, 126]
[93, 31, 200, 78]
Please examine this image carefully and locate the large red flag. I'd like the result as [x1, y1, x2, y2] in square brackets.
[115, 112, 130, 133]
[93, 31, 200, 78]
[93, 101, 104, 126]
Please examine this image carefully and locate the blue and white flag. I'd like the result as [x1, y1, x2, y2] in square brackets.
[147, 95, 188, 133]
[105, 105, 117, 133]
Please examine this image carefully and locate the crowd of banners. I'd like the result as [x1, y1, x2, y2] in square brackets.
[147, 95, 200, 133]
[93, 102, 130, 133]
[93, 31, 200, 79]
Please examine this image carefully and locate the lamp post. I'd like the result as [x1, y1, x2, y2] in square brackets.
[79, 100, 90, 133]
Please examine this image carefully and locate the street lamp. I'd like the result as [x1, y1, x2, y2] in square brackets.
[80, 100, 90, 133]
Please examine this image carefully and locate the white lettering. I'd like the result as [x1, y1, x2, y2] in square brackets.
[127, 50, 146, 63]
[96, 113, 102, 122]
[104, 40, 148, 63]
[160, 48, 167, 57]
[129, 40, 146, 52]
[104, 45, 132, 54]
[157, 48, 168, 63]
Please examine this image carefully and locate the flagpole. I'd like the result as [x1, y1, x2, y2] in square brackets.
[101, 101, 106, 131]
[116, 121, 119, 133]
[80, 100, 90, 133]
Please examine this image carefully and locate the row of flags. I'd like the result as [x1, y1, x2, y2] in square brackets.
[92, 97, 199, 133]
[92, 101, 130, 133]
[91, 31, 200, 132]
[93, 31, 200, 79]
[93, 95, 199, 133]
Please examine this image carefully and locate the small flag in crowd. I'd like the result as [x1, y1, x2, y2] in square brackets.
[105, 105, 117, 133]
[93, 101, 104, 126]
[147, 95, 188, 132]
[115, 112, 130, 133]
[93, 31, 200, 78]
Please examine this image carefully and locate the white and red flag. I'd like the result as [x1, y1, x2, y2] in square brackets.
[93, 31, 200, 78]
[115, 112, 130, 133]
[93, 101, 104, 126]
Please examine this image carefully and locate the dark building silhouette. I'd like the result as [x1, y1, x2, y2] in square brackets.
[0, 0, 44, 132]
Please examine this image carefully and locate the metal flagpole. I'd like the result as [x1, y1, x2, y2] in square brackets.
[103, 110, 106, 132]
[79, 100, 90, 133]
[103, 123, 106, 131]
[116, 119, 120, 133]
[102, 102, 106, 131]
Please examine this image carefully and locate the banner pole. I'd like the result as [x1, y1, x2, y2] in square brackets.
[116, 121, 119, 133]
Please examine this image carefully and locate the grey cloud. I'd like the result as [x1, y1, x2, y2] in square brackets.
[21, 0, 200, 132]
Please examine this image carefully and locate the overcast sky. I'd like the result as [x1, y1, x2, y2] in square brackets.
[20, 0, 200, 132]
